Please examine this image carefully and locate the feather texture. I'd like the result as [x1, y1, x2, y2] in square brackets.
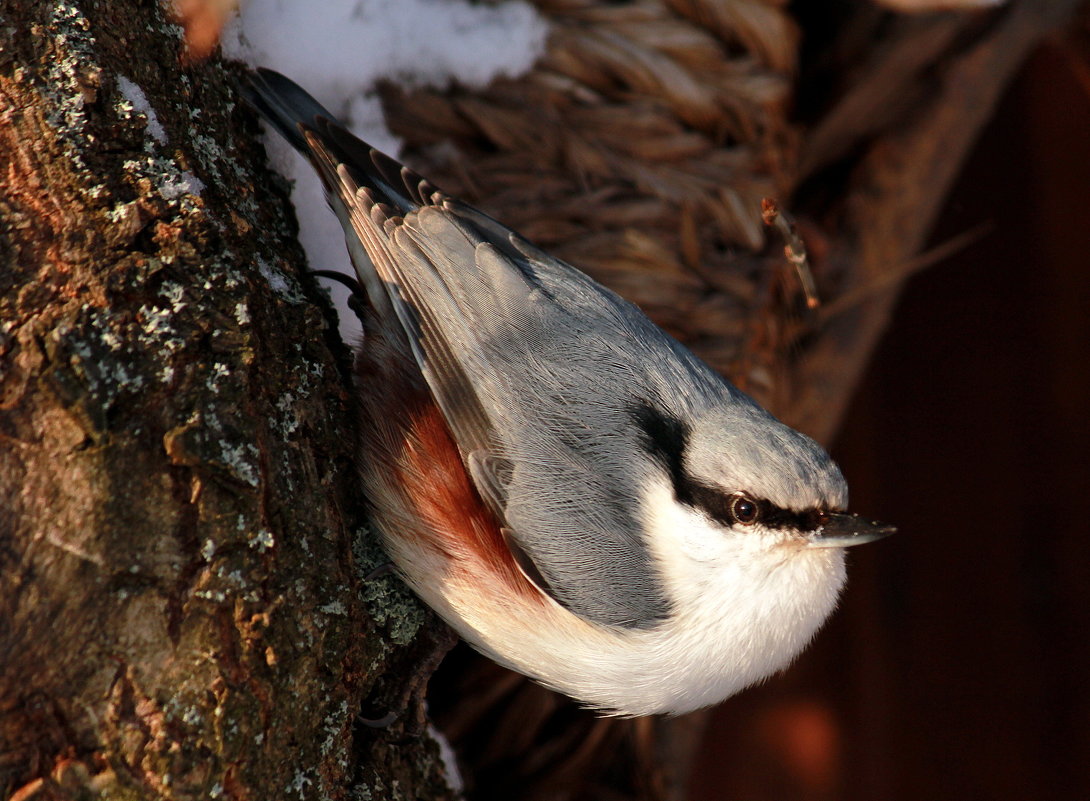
[246, 69, 873, 715]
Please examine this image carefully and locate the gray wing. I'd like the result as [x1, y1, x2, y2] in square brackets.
[247, 69, 742, 628]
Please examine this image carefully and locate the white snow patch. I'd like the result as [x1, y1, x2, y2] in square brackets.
[258, 258, 289, 294]
[117, 75, 168, 145]
[160, 170, 205, 200]
[428, 722, 464, 793]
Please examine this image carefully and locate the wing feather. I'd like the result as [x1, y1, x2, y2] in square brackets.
[243, 69, 728, 627]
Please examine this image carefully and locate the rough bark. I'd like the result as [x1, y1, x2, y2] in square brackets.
[0, 2, 454, 800]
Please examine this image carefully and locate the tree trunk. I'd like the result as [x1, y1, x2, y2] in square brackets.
[0, 3, 454, 799]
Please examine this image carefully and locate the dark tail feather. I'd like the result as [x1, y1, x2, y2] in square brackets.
[243, 68, 339, 153]
[243, 68, 431, 216]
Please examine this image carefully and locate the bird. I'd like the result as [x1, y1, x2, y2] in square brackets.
[245, 68, 893, 717]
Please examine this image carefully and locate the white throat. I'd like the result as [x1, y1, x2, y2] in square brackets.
[618, 481, 849, 714]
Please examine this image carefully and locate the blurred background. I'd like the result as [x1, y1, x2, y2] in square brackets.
[690, 39, 1090, 801]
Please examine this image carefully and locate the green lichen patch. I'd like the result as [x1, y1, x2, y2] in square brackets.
[353, 527, 427, 648]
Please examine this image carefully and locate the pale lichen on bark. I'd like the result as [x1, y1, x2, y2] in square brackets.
[0, 2, 456, 799]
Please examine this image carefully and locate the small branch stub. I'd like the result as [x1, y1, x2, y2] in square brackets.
[762, 197, 820, 310]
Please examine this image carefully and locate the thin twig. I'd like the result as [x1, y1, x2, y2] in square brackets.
[762, 197, 820, 310]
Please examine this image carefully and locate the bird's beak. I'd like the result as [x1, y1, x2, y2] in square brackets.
[805, 513, 895, 548]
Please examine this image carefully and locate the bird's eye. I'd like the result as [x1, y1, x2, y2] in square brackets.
[729, 494, 760, 526]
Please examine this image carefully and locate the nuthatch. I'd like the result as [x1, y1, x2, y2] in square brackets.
[246, 69, 894, 717]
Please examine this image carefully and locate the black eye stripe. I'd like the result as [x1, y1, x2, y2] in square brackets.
[760, 503, 829, 532]
[685, 486, 828, 531]
[631, 403, 830, 531]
